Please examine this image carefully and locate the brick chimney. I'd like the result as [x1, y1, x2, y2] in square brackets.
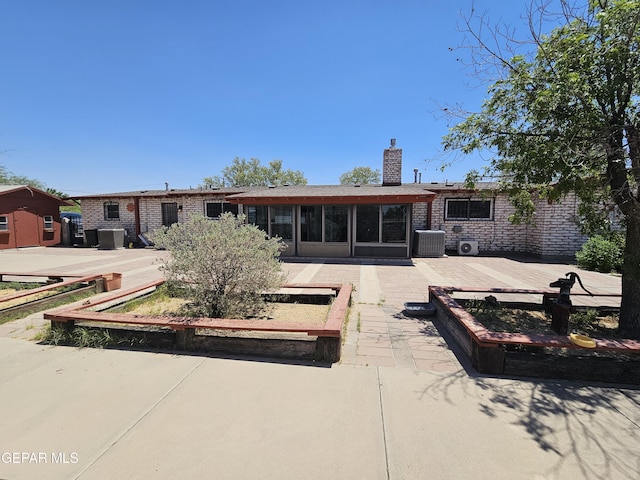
[382, 138, 402, 186]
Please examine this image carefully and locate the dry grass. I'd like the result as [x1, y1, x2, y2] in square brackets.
[1, 289, 59, 309]
[111, 292, 329, 324]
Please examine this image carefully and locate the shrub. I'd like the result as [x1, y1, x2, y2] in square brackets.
[152, 213, 286, 318]
[575, 234, 624, 273]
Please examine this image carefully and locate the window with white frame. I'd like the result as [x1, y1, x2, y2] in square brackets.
[104, 202, 120, 220]
[43, 215, 54, 230]
[445, 198, 493, 220]
[0, 216, 8, 231]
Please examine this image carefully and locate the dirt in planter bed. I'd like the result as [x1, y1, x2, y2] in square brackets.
[464, 300, 619, 339]
[106, 295, 330, 324]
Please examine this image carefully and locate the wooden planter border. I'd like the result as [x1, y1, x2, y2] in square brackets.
[44, 281, 352, 363]
[429, 286, 640, 384]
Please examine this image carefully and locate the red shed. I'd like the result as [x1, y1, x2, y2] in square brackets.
[0, 185, 71, 250]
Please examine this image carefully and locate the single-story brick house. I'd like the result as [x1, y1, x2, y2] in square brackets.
[74, 142, 588, 259]
[0, 185, 71, 250]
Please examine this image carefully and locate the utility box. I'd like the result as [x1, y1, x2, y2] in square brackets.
[84, 229, 98, 247]
[97, 229, 126, 250]
[413, 230, 446, 257]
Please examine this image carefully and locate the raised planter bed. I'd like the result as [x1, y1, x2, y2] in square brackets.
[44, 281, 352, 363]
[0, 272, 122, 321]
[429, 286, 640, 385]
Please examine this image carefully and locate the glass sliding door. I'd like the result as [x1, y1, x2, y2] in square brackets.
[355, 205, 380, 243]
[270, 206, 293, 241]
[382, 205, 407, 243]
[300, 205, 322, 242]
[354, 204, 410, 257]
[324, 205, 348, 242]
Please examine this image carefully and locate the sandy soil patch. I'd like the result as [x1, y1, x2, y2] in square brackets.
[114, 296, 329, 324]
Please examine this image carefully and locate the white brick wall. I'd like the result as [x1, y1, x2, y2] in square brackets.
[83, 190, 588, 258]
[82, 193, 233, 241]
[528, 193, 587, 257]
[427, 192, 587, 257]
[82, 197, 137, 242]
[411, 202, 429, 231]
[382, 148, 402, 186]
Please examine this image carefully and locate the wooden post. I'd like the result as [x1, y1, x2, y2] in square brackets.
[315, 336, 341, 363]
[51, 320, 74, 333]
[472, 343, 505, 374]
[175, 328, 195, 351]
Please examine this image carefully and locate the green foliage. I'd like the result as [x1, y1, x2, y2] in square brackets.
[46, 187, 69, 199]
[0, 281, 46, 291]
[0, 165, 46, 189]
[1, 164, 69, 197]
[0, 286, 95, 325]
[575, 234, 624, 273]
[202, 157, 307, 187]
[40, 326, 149, 348]
[42, 326, 68, 346]
[444, 0, 640, 337]
[151, 213, 286, 318]
[339, 166, 381, 185]
[60, 203, 82, 213]
[107, 284, 173, 313]
[71, 327, 117, 348]
[443, 0, 640, 222]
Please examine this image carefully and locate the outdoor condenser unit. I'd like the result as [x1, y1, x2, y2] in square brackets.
[414, 230, 446, 257]
[457, 240, 479, 256]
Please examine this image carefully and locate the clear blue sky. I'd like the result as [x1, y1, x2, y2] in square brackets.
[1, 0, 532, 195]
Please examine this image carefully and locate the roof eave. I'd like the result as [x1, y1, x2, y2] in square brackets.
[227, 193, 436, 205]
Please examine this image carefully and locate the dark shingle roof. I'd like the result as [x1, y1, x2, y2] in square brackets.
[226, 184, 436, 205]
[71, 186, 249, 200]
[72, 184, 439, 204]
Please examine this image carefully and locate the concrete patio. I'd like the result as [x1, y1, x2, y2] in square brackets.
[0, 246, 637, 480]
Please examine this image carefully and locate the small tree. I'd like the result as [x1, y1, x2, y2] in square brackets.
[443, 0, 640, 338]
[152, 213, 286, 318]
[339, 166, 381, 185]
[203, 157, 307, 187]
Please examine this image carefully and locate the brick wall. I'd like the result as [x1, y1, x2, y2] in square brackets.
[82, 197, 137, 242]
[382, 144, 402, 186]
[82, 193, 233, 242]
[411, 202, 429, 231]
[528, 193, 587, 257]
[428, 192, 587, 258]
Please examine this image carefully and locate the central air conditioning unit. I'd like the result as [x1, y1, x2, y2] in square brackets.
[457, 240, 479, 256]
[414, 230, 446, 257]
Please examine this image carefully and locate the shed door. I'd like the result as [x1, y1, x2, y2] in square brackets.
[161, 203, 178, 227]
[13, 210, 40, 247]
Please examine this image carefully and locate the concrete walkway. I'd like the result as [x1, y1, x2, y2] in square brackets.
[0, 247, 637, 480]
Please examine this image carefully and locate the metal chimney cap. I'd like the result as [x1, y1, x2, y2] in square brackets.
[390, 138, 396, 147]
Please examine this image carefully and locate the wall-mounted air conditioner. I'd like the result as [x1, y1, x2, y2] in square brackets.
[457, 240, 479, 256]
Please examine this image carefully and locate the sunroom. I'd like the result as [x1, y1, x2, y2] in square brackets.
[226, 184, 435, 258]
